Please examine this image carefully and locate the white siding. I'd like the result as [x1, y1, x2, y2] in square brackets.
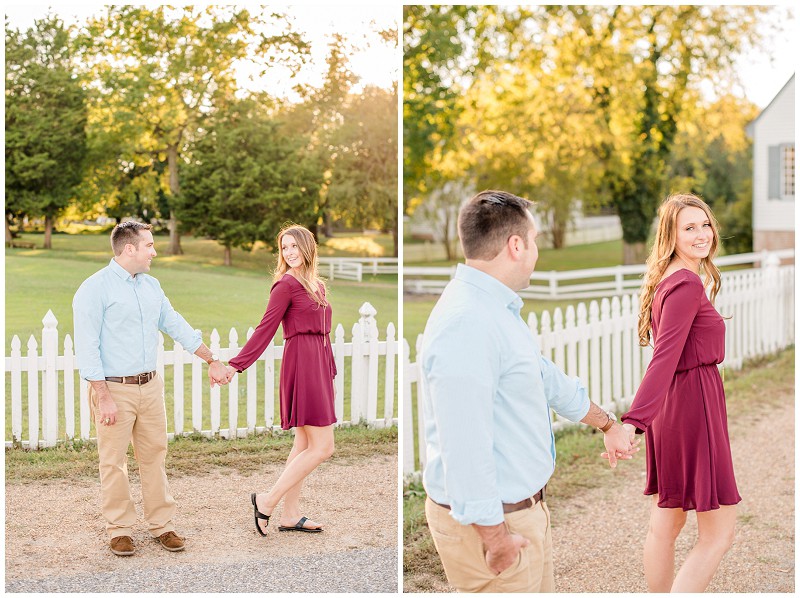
[752, 76, 795, 232]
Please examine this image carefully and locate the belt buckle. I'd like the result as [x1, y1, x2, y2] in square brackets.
[137, 372, 149, 384]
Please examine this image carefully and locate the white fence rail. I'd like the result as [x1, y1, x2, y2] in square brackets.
[319, 257, 398, 281]
[403, 262, 795, 476]
[405, 249, 795, 300]
[5, 303, 398, 450]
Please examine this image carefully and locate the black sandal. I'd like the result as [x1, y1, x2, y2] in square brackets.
[278, 516, 323, 533]
[251, 493, 270, 536]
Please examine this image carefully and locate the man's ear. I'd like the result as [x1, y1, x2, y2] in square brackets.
[507, 234, 523, 260]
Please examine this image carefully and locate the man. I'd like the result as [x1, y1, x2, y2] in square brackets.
[73, 222, 229, 556]
[419, 190, 638, 592]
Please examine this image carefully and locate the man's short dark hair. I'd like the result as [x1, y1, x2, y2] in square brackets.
[110, 221, 152, 255]
[458, 190, 534, 260]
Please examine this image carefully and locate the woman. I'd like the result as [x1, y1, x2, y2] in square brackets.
[225, 224, 337, 535]
[619, 193, 741, 592]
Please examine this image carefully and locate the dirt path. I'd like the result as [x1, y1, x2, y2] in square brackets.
[553, 389, 794, 592]
[5, 454, 397, 590]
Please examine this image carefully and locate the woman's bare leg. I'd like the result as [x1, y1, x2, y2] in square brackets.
[643, 497, 687, 592]
[671, 505, 736, 592]
[254, 425, 334, 530]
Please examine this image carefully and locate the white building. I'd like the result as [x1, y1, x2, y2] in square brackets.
[747, 75, 795, 252]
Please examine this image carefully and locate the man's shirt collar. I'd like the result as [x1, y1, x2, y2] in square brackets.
[109, 258, 136, 282]
[454, 263, 524, 313]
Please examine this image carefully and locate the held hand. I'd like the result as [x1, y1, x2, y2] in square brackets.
[208, 361, 229, 387]
[97, 395, 118, 427]
[224, 365, 237, 383]
[485, 532, 530, 575]
[600, 422, 641, 468]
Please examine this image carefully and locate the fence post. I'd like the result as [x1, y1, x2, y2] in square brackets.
[350, 320, 366, 424]
[351, 302, 377, 424]
[402, 338, 415, 474]
[384, 322, 397, 426]
[10, 336, 22, 445]
[173, 341, 185, 437]
[27, 336, 40, 450]
[42, 310, 59, 448]
[227, 328, 239, 439]
[210, 329, 221, 435]
[245, 327, 257, 434]
[333, 325, 345, 424]
[762, 253, 780, 353]
[63, 334, 76, 440]
[365, 304, 380, 423]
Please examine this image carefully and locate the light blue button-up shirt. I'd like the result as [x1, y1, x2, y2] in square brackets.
[420, 264, 591, 526]
[72, 259, 202, 381]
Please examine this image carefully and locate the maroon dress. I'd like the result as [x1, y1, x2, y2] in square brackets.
[229, 274, 337, 430]
[621, 269, 741, 512]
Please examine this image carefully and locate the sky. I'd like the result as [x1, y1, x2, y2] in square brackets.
[4, 3, 400, 101]
[4, 3, 796, 108]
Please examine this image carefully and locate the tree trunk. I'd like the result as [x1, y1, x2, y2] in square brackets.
[224, 245, 232, 267]
[167, 143, 183, 255]
[623, 241, 647, 265]
[322, 212, 334, 238]
[5, 214, 14, 244]
[43, 214, 54, 249]
[391, 225, 398, 258]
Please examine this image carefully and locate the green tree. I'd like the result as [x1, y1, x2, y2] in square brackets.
[552, 5, 770, 262]
[326, 85, 399, 255]
[5, 14, 88, 248]
[178, 99, 320, 266]
[77, 6, 308, 254]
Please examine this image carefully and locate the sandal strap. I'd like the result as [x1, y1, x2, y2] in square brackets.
[295, 516, 308, 529]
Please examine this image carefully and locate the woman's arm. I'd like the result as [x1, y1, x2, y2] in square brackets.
[228, 279, 292, 373]
[621, 277, 704, 432]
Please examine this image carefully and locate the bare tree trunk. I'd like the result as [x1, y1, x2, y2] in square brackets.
[391, 225, 398, 258]
[623, 241, 647, 265]
[167, 143, 183, 255]
[322, 211, 334, 238]
[5, 214, 13, 244]
[224, 245, 232, 267]
[43, 214, 53, 249]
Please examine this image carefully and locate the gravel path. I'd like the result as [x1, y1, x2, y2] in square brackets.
[406, 381, 794, 593]
[5, 454, 398, 593]
[553, 388, 794, 592]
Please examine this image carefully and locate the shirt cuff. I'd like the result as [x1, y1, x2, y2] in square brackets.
[449, 497, 505, 526]
[80, 367, 106, 381]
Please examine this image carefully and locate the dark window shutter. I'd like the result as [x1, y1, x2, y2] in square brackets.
[768, 145, 781, 199]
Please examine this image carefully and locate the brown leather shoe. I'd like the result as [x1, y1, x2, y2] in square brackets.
[110, 536, 135, 556]
[157, 531, 185, 552]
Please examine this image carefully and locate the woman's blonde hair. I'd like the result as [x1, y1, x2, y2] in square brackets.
[638, 193, 721, 346]
[274, 223, 328, 307]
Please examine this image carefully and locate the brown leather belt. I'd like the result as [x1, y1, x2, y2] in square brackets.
[433, 486, 545, 513]
[105, 371, 156, 385]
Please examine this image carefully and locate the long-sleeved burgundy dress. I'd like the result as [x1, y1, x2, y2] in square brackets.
[621, 269, 741, 512]
[229, 274, 337, 430]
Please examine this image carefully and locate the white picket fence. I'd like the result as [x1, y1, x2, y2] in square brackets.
[403, 261, 795, 475]
[5, 303, 398, 450]
[404, 249, 795, 299]
[319, 257, 398, 281]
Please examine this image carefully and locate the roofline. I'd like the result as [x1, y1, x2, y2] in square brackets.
[746, 73, 795, 135]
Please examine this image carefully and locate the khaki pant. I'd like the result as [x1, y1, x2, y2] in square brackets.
[425, 497, 554, 593]
[89, 375, 176, 539]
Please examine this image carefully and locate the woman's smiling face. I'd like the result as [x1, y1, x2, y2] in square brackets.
[281, 234, 303, 270]
[674, 205, 714, 265]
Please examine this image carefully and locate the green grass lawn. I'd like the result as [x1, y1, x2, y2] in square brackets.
[5, 232, 399, 441]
